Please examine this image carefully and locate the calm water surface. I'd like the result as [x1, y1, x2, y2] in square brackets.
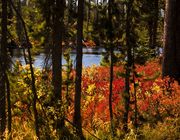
[12, 48, 104, 68]
[33, 53, 102, 68]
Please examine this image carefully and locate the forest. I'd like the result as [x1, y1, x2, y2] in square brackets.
[0, 0, 180, 139]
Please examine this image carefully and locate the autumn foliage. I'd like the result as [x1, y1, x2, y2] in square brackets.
[10, 59, 180, 138]
[77, 60, 180, 132]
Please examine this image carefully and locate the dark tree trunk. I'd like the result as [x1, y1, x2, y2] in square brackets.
[153, 0, 159, 51]
[52, 0, 63, 100]
[96, 0, 99, 23]
[123, 0, 133, 133]
[163, 0, 180, 83]
[6, 74, 11, 135]
[109, 48, 114, 136]
[8, 0, 13, 23]
[14, 0, 28, 64]
[0, 63, 6, 139]
[44, 0, 52, 28]
[132, 49, 138, 130]
[86, 0, 91, 32]
[73, 0, 85, 138]
[27, 48, 40, 139]
[108, 0, 115, 137]
[52, 0, 65, 131]
[16, 0, 23, 42]
[148, 0, 159, 56]
[0, 0, 8, 137]
[38, 0, 52, 69]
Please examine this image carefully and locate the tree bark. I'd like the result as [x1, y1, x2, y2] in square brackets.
[52, 0, 64, 100]
[108, 0, 115, 137]
[86, 0, 91, 32]
[163, 0, 180, 83]
[123, 0, 133, 133]
[0, 0, 8, 137]
[52, 0, 65, 132]
[73, 0, 85, 138]
[16, 0, 23, 42]
[148, 0, 159, 56]
[6, 73, 11, 136]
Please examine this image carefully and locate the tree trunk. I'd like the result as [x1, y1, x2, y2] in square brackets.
[52, 0, 65, 131]
[52, 0, 63, 100]
[16, 0, 23, 42]
[6, 74, 11, 136]
[86, 0, 91, 32]
[0, 0, 8, 137]
[123, 0, 133, 133]
[163, 0, 180, 83]
[148, 0, 159, 56]
[109, 48, 114, 136]
[93, 0, 99, 25]
[108, 0, 115, 137]
[73, 0, 85, 138]
[0, 62, 6, 139]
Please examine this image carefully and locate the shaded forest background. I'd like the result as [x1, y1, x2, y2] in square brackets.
[0, 0, 180, 139]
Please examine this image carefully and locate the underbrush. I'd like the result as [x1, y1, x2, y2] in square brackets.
[5, 59, 180, 139]
[7, 117, 180, 140]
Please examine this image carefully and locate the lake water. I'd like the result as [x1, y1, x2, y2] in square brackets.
[12, 47, 162, 68]
[12, 48, 105, 68]
[33, 53, 102, 68]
